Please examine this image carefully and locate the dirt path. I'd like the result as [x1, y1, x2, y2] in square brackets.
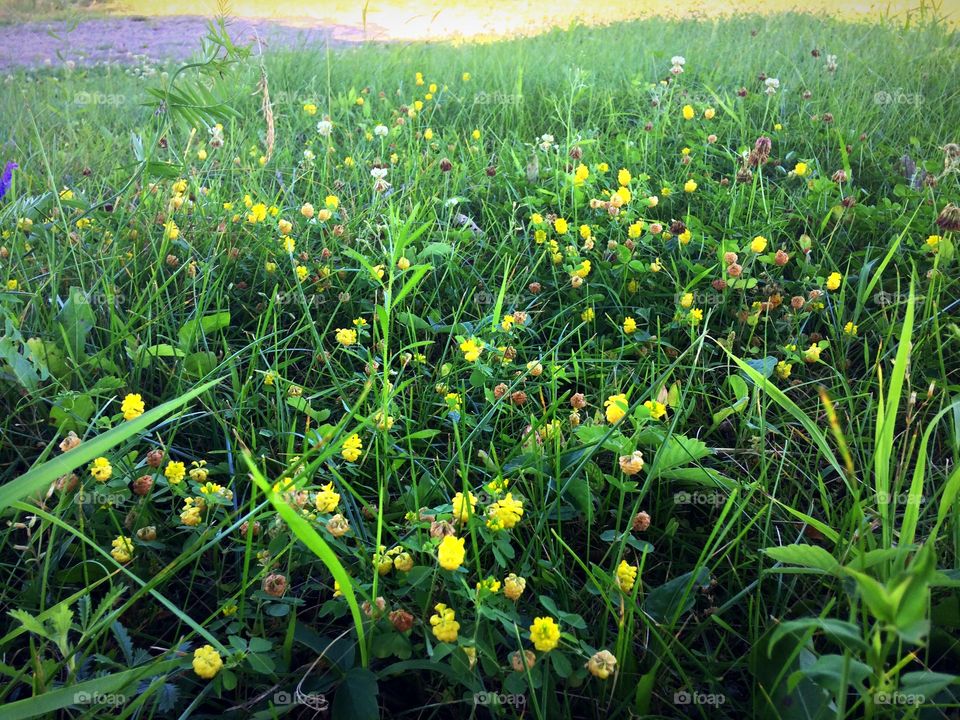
[0, 15, 377, 71]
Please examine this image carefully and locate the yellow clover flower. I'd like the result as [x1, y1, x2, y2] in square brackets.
[192, 645, 223, 679]
[437, 535, 465, 571]
[90, 456, 113, 482]
[315, 482, 341, 513]
[121, 393, 145, 421]
[341, 434, 363, 462]
[430, 604, 460, 642]
[604, 393, 629, 424]
[529, 616, 560, 652]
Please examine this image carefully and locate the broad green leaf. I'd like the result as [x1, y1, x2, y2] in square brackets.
[763, 545, 839, 573]
[332, 667, 379, 720]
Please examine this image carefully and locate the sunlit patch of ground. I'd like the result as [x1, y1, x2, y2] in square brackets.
[97, 0, 957, 40]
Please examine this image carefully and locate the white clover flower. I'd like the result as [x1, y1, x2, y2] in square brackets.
[371, 167, 389, 179]
[764, 77, 780, 95]
[316, 120, 333, 136]
[671, 55, 686, 66]
[538, 133, 556, 151]
[373, 124, 389, 137]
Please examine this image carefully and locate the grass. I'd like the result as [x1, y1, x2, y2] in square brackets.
[1, 8, 959, 719]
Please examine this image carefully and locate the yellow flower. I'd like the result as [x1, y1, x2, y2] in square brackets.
[925, 234, 941, 251]
[90, 456, 112, 482]
[437, 535, 466, 570]
[529, 616, 560, 652]
[554, 217, 569, 234]
[460, 337, 484, 362]
[689, 307, 704, 324]
[579, 223, 591, 239]
[374, 410, 395, 431]
[278, 218, 292, 235]
[775, 360, 793, 380]
[295, 265, 308, 281]
[826, 272, 842, 291]
[198, 481, 222, 495]
[650, 258, 663, 272]
[430, 603, 460, 642]
[750, 235, 768, 253]
[315, 482, 341, 513]
[644, 399, 667, 420]
[683, 179, 697, 193]
[682, 104, 695, 120]
[503, 573, 526, 601]
[472, 129, 481, 140]
[110, 535, 134, 563]
[794, 162, 809, 177]
[341, 434, 362, 462]
[573, 259, 592, 278]
[623, 316, 637, 334]
[335, 328, 358, 346]
[180, 502, 202, 526]
[678, 229, 692, 245]
[423, 128, 434, 141]
[604, 393, 629, 424]
[680, 292, 694, 309]
[617, 168, 632, 187]
[189, 460, 209, 482]
[163, 220, 179, 240]
[192, 645, 223, 679]
[462, 72, 471, 81]
[452, 491, 477, 522]
[844, 321, 859, 336]
[803, 343, 823, 363]
[703, 107, 716, 119]
[614, 186, 632, 205]
[616, 559, 638, 592]
[581, 307, 595, 322]
[165, 461, 186, 484]
[476, 576, 501, 595]
[119, 393, 145, 421]
[247, 203, 267, 223]
[325, 194, 339, 209]
[628, 221, 644, 239]
[487, 493, 524, 530]
[303, 103, 318, 115]
[6, 279, 18, 291]
[575, 165, 589, 185]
